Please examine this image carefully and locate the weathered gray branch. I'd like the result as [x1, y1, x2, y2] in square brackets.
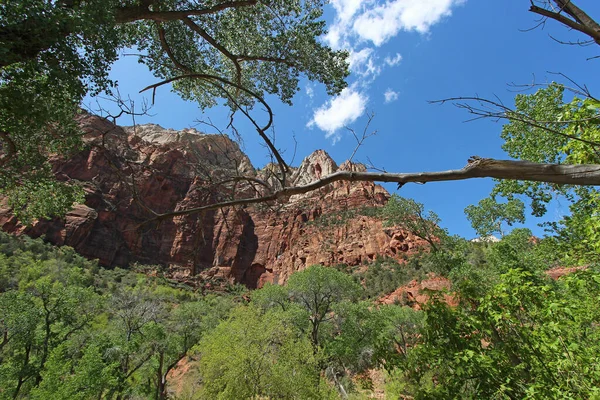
[150, 157, 600, 221]
[530, 1, 600, 45]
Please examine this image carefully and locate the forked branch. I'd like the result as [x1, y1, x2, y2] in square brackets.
[529, 0, 600, 45]
[140, 73, 290, 182]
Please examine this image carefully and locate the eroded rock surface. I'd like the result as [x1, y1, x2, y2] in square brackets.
[377, 274, 456, 309]
[0, 114, 428, 287]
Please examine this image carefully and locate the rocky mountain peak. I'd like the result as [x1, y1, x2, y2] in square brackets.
[0, 115, 429, 288]
[291, 149, 338, 186]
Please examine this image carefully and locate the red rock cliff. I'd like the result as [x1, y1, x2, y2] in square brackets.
[0, 114, 428, 288]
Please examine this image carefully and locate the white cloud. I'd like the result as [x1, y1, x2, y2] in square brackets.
[308, 87, 368, 137]
[325, 0, 365, 48]
[384, 89, 399, 103]
[324, 24, 345, 50]
[327, 0, 464, 49]
[353, 0, 463, 46]
[305, 84, 314, 98]
[312, 0, 463, 139]
[348, 48, 373, 71]
[348, 48, 381, 79]
[384, 53, 402, 66]
[331, 0, 364, 24]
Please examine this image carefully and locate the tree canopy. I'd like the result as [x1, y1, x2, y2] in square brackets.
[0, 0, 349, 220]
[0, 1, 599, 223]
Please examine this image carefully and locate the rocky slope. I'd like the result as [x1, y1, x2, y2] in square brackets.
[0, 113, 428, 288]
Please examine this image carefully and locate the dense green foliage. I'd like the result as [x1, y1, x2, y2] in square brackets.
[197, 306, 330, 400]
[0, 0, 349, 221]
[1, 198, 600, 399]
[0, 0, 125, 222]
[400, 267, 600, 399]
[0, 233, 422, 399]
[465, 197, 525, 237]
[0, 232, 235, 399]
[488, 84, 600, 264]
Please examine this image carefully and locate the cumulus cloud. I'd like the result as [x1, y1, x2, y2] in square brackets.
[307, 87, 368, 137]
[384, 89, 399, 103]
[312, 0, 463, 139]
[348, 48, 373, 71]
[326, 0, 464, 49]
[325, 0, 365, 48]
[353, 0, 464, 46]
[331, 0, 364, 23]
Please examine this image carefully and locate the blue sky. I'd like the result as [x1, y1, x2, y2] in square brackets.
[87, 1, 600, 239]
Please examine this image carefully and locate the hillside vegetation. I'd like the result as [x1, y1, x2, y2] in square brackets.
[2, 195, 600, 400]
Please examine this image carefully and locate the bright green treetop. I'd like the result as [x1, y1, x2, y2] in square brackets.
[465, 197, 525, 237]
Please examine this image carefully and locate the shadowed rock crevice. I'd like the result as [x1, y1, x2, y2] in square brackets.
[0, 115, 429, 287]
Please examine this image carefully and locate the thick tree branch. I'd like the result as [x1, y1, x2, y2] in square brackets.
[180, 17, 243, 87]
[148, 157, 600, 221]
[553, 0, 600, 30]
[156, 23, 194, 74]
[114, 1, 258, 23]
[530, 1, 600, 45]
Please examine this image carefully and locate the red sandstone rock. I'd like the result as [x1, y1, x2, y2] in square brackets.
[0, 114, 428, 287]
[545, 265, 588, 280]
[378, 273, 456, 309]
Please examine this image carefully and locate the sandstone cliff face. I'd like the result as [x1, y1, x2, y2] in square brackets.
[0, 114, 428, 288]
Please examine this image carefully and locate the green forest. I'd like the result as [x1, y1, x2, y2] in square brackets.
[2, 189, 600, 399]
[2, 0, 600, 399]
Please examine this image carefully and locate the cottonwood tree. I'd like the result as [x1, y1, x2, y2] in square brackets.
[0, 0, 348, 220]
[465, 197, 526, 237]
[381, 195, 445, 252]
[1, 0, 599, 222]
[197, 305, 327, 400]
[287, 265, 361, 349]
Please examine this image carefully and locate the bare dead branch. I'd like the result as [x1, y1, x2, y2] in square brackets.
[365, 156, 388, 173]
[88, 89, 153, 127]
[147, 157, 600, 222]
[507, 72, 598, 101]
[529, 1, 600, 45]
[548, 71, 598, 101]
[346, 112, 377, 164]
[431, 96, 600, 149]
[139, 73, 290, 182]
[548, 34, 595, 46]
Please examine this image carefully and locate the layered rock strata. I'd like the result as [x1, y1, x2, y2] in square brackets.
[0, 114, 428, 287]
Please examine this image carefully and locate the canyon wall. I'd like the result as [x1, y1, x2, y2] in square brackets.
[0, 114, 428, 287]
